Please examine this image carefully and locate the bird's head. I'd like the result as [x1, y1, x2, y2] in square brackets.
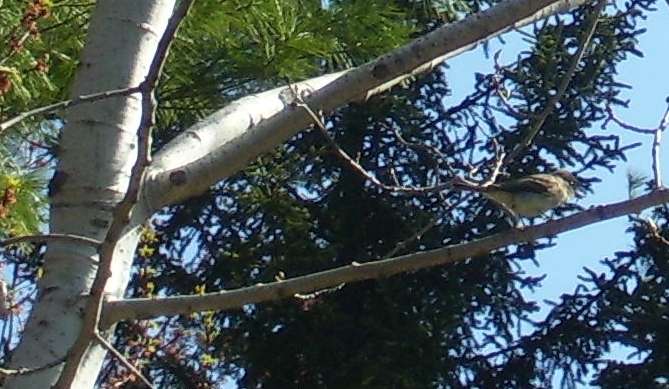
[554, 170, 582, 192]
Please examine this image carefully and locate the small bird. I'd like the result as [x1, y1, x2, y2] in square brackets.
[452, 170, 580, 219]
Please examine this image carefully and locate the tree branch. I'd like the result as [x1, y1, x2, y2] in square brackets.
[606, 102, 669, 188]
[102, 187, 669, 326]
[299, 98, 453, 194]
[0, 357, 65, 379]
[143, 0, 593, 212]
[0, 86, 142, 134]
[0, 233, 101, 248]
[94, 332, 154, 389]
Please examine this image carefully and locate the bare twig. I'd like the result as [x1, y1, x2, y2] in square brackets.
[0, 32, 31, 66]
[94, 332, 154, 389]
[479, 140, 507, 187]
[0, 86, 142, 134]
[103, 187, 669, 326]
[390, 125, 453, 176]
[505, 0, 606, 163]
[605, 105, 657, 134]
[637, 217, 669, 247]
[53, 2, 195, 388]
[606, 103, 669, 188]
[0, 357, 65, 378]
[652, 124, 664, 188]
[294, 283, 346, 300]
[0, 233, 101, 248]
[651, 105, 669, 188]
[296, 96, 452, 195]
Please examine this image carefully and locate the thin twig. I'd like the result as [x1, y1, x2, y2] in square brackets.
[0, 233, 101, 248]
[651, 105, 669, 188]
[652, 125, 663, 188]
[296, 96, 451, 195]
[94, 332, 154, 389]
[0, 32, 31, 66]
[0, 357, 65, 378]
[0, 86, 142, 134]
[479, 140, 507, 187]
[294, 283, 346, 300]
[505, 0, 606, 163]
[606, 103, 669, 188]
[605, 105, 657, 134]
[384, 218, 439, 259]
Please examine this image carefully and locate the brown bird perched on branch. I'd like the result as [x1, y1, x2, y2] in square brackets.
[452, 170, 581, 220]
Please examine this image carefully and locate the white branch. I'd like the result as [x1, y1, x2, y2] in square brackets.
[143, 0, 592, 212]
[102, 187, 669, 326]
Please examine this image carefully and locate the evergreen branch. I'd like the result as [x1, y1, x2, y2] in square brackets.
[390, 124, 453, 177]
[637, 217, 669, 247]
[505, 0, 607, 163]
[102, 187, 669, 326]
[471, 255, 638, 364]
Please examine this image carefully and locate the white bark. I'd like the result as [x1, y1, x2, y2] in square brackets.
[5, 1, 174, 388]
[143, 0, 592, 212]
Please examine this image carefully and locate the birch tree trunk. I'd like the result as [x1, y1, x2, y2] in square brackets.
[4, 1, 175, 387]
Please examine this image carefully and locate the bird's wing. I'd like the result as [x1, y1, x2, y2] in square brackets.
[495, 175, 554, 194]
